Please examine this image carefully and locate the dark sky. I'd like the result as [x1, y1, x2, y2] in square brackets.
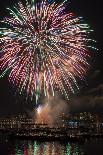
[0, 0, 102, 116]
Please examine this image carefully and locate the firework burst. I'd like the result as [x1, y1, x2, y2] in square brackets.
[0, 0, 96, 103]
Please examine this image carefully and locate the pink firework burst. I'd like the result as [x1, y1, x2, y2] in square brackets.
[0, 0, 96, 103]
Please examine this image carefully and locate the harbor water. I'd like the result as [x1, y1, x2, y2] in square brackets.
[0, 138, 103, 155]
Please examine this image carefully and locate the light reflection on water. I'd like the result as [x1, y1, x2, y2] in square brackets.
[1, 139, 103, 155]
[10, 140, 84, 155]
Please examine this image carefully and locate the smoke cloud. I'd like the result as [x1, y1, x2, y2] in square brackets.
[70, 83, 103, 113]
[35, 95, 69, 126]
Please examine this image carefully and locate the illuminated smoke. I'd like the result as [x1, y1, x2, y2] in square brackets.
[35, 95, 69, 126]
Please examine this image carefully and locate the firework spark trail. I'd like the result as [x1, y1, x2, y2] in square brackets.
[0, 0, 96, 103]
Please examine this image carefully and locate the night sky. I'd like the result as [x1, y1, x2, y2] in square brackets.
[0, 0, 102, 116]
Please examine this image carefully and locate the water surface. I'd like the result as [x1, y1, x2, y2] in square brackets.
[0, 138, 103, 155]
